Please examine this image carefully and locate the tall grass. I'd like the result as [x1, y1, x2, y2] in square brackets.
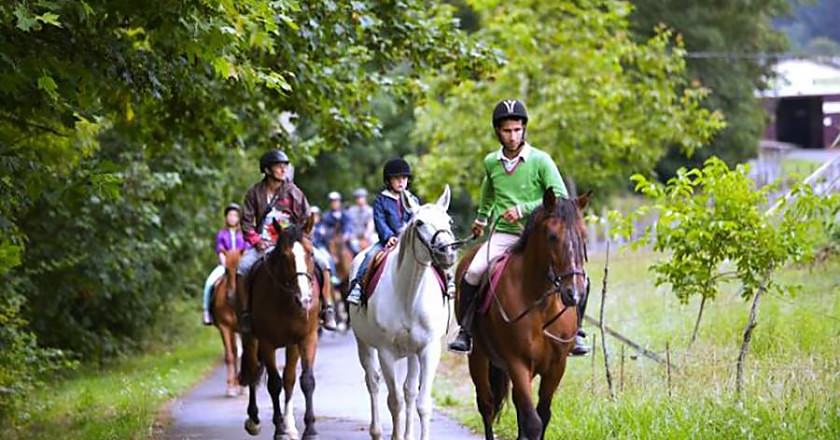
[2, 300, 220, 440]
[436, 249, 840, 439]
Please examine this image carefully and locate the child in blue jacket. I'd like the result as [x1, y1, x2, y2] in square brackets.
[347, 158, 419, 304]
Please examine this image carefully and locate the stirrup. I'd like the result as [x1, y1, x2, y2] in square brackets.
[347, 283, 362, 305]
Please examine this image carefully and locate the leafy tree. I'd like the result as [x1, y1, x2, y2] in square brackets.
[412, 0, 723, 206]
[631, 0, 790, 179]
[777, 0, 840, 48]
[615, 157, 837, 395]
[0, 0, 491, 420]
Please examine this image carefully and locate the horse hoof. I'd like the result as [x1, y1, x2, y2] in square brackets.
[225, 387, 239, 397]
[275, 434, 293, 440]
[244, 419, 261, 436]
[302, 435, 318, 440]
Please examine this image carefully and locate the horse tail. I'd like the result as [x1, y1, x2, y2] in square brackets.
[489, 364, 510, 422]
[238, 333, 264, 386]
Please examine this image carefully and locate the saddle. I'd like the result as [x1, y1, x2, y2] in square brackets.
[359, 248, 447, 307]
[475, 252, 512, 315]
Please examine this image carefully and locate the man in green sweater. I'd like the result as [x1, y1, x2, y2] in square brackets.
[448, 99, 590, 356]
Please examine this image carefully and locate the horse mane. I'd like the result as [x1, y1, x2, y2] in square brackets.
[397, 216, 416, 269]
[510, 197, 585, 259]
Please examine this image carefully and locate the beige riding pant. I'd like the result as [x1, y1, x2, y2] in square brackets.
[464, 232, 519, 285]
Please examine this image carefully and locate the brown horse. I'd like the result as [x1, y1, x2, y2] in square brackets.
[327, 232, 354, 326]
[211, 248, 242, 397]
[239, 216, 320, 440]
[455, 189, 590, 440]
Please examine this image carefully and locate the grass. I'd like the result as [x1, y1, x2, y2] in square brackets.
[2, 300, 221, 440]
[434, 248, 840, 439]
[781, 158, 823, 180]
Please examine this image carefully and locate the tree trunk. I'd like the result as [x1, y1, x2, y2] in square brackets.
[689, 295, 707, 348]
[736, 280, 767, 400]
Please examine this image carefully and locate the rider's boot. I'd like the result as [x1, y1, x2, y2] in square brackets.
[319, 269, 338, 331]
[347, 278, 362, 305]
[448, 280, 479, 354]
[202, 309, 213, 326]
[321, 305, 338, 331]
[236, 276, 253, 334]
[571, 275, 591, 356]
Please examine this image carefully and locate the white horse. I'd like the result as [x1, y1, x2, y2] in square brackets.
[349, 185, 457, 440]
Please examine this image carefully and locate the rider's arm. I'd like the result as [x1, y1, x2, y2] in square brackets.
[475, 163, 495, 226]
[518, 154, 569, 215]
[373, 196, 398, 242]
[241, 186, 261, 245]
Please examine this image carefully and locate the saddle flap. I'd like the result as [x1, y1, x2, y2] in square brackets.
[362, 249, 390, 298]
[478, 252, 512, 315]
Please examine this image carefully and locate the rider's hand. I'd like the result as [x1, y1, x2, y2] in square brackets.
[471, 221, 485, 239]
[386, 236, 398, 248]
[501, 206, 522, 223]
[256, 240, 269, 251]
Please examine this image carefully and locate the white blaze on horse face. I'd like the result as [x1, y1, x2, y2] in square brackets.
[292, 242, 313, 310]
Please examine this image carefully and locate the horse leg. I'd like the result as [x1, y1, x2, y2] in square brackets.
[263, 346, 287, 440]
[416, 342, 442, 440]
[403, 354, 420, 440]
[509, 363, 541, 440]
[283, 345, 301, 440]
[378, 349, 405, 440]
[355, 335, 383, 440]
[299, 333, 319, 439]
[245, 382, 261, 436]
[220, 325, 238, 397]
[536, 361, 567, 440]
[241, 335, 261, 436]
[467, 348, 496, 440]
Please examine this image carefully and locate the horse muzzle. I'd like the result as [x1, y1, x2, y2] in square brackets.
[431, 247, 456, 269]
[561, 286, 580, 307]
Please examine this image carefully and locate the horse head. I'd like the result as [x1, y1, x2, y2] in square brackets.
[526, 188, 590, 307]
[270, 217, 316, 311]
[400, 185, 457, 269]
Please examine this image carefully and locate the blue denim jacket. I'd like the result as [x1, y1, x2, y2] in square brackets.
[372, 189, 419, 245]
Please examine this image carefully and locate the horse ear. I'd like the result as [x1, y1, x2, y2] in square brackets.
[543, 187, 557, 211]
[272, 217, 282, 234]
[401, 190, 419, 214]
[436, 185, 451, 211]
[577, 190, 592, 211]
[303, 213, 315, 235]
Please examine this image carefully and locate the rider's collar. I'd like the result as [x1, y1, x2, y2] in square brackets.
[380, 188, 408, 200]
[496, 142, 532, 162]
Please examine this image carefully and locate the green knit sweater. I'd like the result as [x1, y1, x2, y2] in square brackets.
[476, 144, 568, 235]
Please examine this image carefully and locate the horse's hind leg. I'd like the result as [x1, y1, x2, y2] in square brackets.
[283, 345, 301, 439]
[468, 349, 496, 440]
[299, 333, 319, 439]
[264, 347, 288, 440]
[355, 335, 383, 440]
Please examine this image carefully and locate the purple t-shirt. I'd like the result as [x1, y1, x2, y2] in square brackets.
[215, 228, 249, 254]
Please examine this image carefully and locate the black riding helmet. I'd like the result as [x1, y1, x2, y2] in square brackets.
[382, 158, 412, 184]
[492, 99, 529, 147]
[259, 149, 290, 174]
[224, 203, 241, 216]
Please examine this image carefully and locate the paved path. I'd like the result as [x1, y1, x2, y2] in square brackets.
[164, 331, 479, 440]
